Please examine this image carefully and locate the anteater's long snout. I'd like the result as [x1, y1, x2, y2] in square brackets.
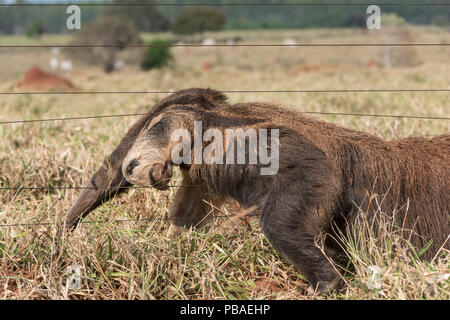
[64, 178, 131, 229]
[63, 115, 152, 229]
[63, 158, 132, 229]
[64, 181, 104, 229]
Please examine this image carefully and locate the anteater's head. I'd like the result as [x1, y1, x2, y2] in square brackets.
[122, 112, 190, 190]
[64, 88, 227, 229]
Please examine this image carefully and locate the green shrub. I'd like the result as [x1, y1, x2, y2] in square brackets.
[25, 21, 44, 38]
[141, 39, 174, 71]
[382, 13, 407, 27]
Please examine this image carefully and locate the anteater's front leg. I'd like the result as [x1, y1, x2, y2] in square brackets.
[260, 191, 342, 294]
[166, 173, 224, 237]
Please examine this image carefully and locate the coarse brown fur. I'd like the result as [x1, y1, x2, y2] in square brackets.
[65, 88, 450, 293]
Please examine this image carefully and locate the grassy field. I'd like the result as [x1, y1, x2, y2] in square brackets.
[0, 26, 449, 299]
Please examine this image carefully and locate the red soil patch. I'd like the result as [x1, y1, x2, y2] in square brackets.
[300, 63, 344, 72]
[289, 63, 345, 76]
[366, 59, 383, 68]
[202, 61, 212, 71]
[16, 66, 77, 91]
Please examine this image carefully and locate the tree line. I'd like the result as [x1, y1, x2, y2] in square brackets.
[0, 0, 448, 35]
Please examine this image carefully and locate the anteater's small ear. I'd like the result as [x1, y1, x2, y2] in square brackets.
[195, 88, 228, 105]
[156, 88, 228, 111]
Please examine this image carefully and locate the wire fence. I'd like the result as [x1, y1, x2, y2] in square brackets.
[0, 185, 198, 190]
[1, 88, 448, 206]
[1, 88, 449, 125]
[0, 213, 261, 229]
[0, 183, 259, 228]
[0, 214, 261, 228]
[3, 89, 449, 95]
[1, 2, 448, 231]
[0, 109, 448, 125]
[2, 43, 449, 48]
[0, 177, 261, 228]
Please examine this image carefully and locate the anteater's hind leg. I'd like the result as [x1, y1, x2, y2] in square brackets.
[166, 173, 224, 237]
[260, 191, 342, 294]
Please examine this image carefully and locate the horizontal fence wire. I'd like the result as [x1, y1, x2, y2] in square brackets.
[0, 208, 261, 228]
[3, 89, 449, 95]
[0, 184, 262, 228]
[2, 43, 449, 48]
[1, 2, 449, 6]
[0, 185, 197, 190]
[0, 213, 261, 228]
[0, 110, 448, 125]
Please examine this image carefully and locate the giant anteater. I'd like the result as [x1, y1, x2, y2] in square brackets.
[65, 88, 449, 293]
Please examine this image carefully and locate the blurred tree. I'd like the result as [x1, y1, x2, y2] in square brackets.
[141, 39, 174, 70]
[25, 20, 45, 38]
[12, 0, 29, 34]
[172, 6, 226, 35]
[431, 15, 449, 27]
[382, 13, 407, 27]
[0, 0, 15, 34]
[1, 0, 449, 34]
[345, 11, 366, 28]
[108, 0, 171, 32]
[70, 16, 141, 73]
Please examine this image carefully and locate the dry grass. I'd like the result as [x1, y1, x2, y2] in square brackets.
[0, 26, 449, 299]
[326, 199, 449, 300]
